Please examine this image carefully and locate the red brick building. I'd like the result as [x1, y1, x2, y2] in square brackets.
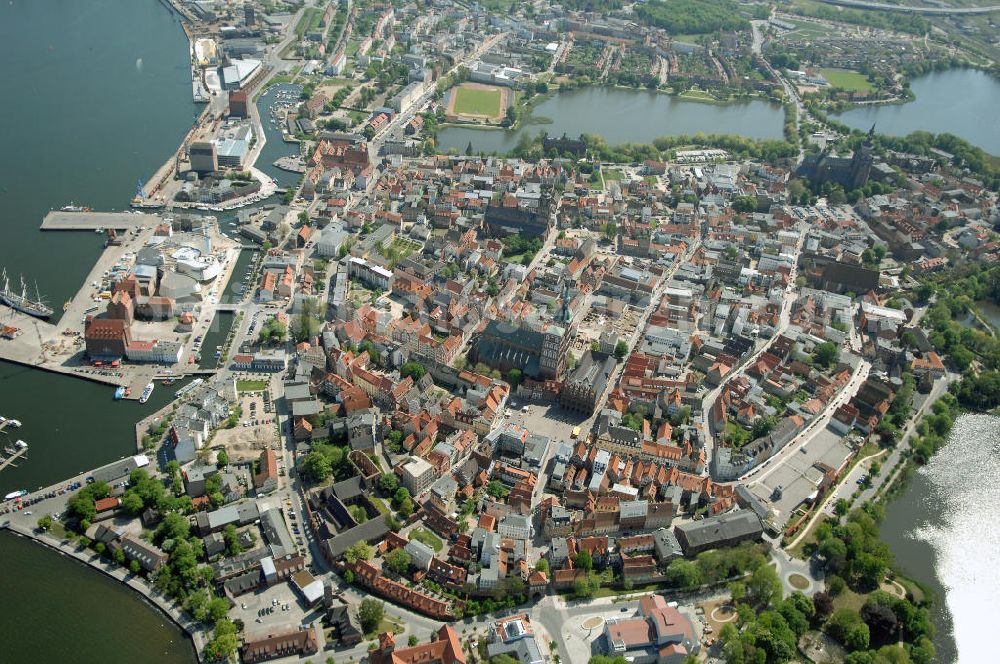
[84, 317, 131, 359]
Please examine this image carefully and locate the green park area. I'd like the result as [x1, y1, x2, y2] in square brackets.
[409, 527, 444, 552]
[453, 85, 503, 117]
[779, 17, 838, 40]
[819, 68, 875, 93]
[236, 379, 268, 393]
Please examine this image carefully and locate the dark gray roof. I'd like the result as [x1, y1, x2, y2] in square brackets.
[674, 510, 763, 552]
[224, 569, 262, 595]
[323, 514, 392, 560]
[332, 476, 363, 502]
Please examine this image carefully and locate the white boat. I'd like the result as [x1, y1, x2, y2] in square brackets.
[139, 382, 155, 404]
[7, 419, 21, 428]
[15, 440, 27, 449]
[4, 490, 27, 501]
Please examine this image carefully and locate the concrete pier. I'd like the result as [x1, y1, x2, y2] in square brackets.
[40, 211, 160, 231]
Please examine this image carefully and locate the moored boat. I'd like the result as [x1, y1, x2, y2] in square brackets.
[139, 382, 155, 404]
[114, 386, 125, 400]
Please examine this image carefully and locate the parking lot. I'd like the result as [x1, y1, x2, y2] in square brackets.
[213, 388, 281, 464]
[230, 579, 312, 638]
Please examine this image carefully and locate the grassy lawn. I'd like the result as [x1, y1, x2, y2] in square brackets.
[347, 110, 368, 125]
[678, 89, 723, 103]
[779, 17, 838, 40]
[370, 496, 390, 514]
[603, 168, 624, 182]
[832, 587, 868, 614]
[643, 175, 659, 184]
[410, 527, 444, 552]
[587, 170, 603, 187]
[388, 237, 420, 258]
[237, 379, 269, 392]
[787, 515, 834, 559]
[294, 7, 324, 38]
[819, 68, 874, 93]
[365, 617, 405, 640]
[452, 85, 503, 116]
[788, 573, 811, 590]
[669, 33, 707, 44]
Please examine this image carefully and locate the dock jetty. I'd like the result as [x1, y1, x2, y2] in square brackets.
[40, 211, 159, 231]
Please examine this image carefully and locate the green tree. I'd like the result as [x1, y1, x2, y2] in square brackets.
[408, 635, 419, 646]
[359, 598, 385, 633]
[36, 515, 53, 531]
[746, 564, 782, 607]
[486, 480, 509, 499]
[505, 368, 523, 387]
[223, 523, 243, 556]
[216, 449, 229, 468]
[385, 547, 412, 575]
[813, 341, 840, 369]
[208, 596, 230, 623]
[156, 511, 191, 543]
[392, 487, 411, 507]
[344, 541, 374, 564]
[828, 609, 871, 651]
[573, 550, 593, 571]
[400, 362, 427, 381]
[185, 588, 211, 622]
[750, 415, 778, 440]
[121, 491, 144, 515]
[379, 472, 399, 495]
[665, 559, 702, 588]
[204, 619, 239, 661]
[614, 341, 629, 359]
[129, 559, 141, 575]
[301, 451, 333, 483]
[535, 558, 550, 574]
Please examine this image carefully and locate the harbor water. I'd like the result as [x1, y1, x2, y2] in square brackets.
[0, 530, 196, 664]
[0, 0, 199, 316]
[255, 83, 305, 188]
[0, 0, 200, 660]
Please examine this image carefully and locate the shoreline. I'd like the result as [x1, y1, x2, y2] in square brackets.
[3, 522, 205, 661]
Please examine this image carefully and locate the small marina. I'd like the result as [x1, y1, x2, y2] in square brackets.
[0, 417, 28, 475]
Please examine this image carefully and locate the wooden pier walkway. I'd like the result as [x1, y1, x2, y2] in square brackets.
[0, 446, 28, 474]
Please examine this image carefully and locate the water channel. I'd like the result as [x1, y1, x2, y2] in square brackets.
[436, 86, 786, 154]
